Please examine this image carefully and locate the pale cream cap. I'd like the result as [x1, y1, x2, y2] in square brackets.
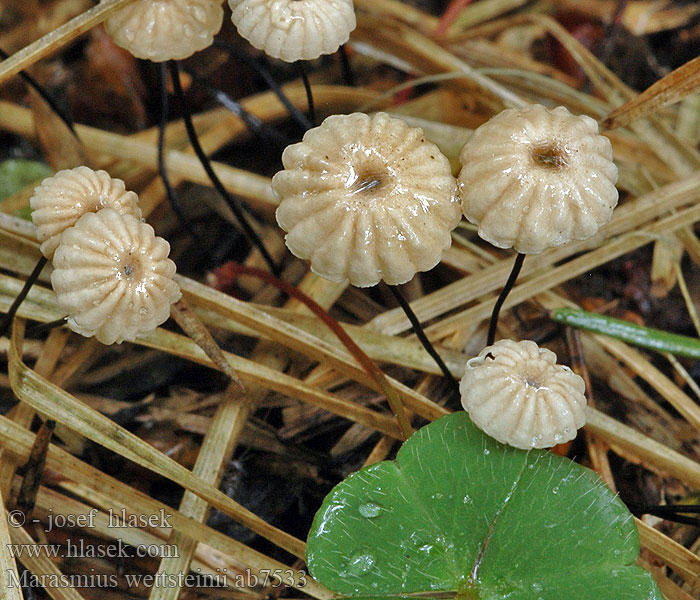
[30, 166, 142, 260]
[229, 0, 356, 62]
[458, 104, 618, 254]
[103, 0, 224, 62]
[51, 209, 182, 345]
[460, 339, 587, 449]
[273, 112, 462, 287]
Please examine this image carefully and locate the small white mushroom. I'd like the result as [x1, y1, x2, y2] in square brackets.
[273, 112, 462, 287]
[458, 104, 619, 254]
[229, 0, 356, 62]
[51, 208, 182, 345]
[460, 339, 587, 449]
[30, 166, 142, 260]
[101, 0, 224, 62]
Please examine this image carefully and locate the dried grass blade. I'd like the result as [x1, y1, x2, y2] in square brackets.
[175, 276, 444, 423]
[636, 518, 700, 583]
[210, 265, 413, 439]
[7, 319, 305, 558]
[586, 408, 700, 489]
[0, 486, 23, 600]
[170, 297, 244, 390]
[604, 55, 700, 130]
[29, 486, 262, 597]
[149, 386, 246, 600]
[139, 327, 404, 437]
[9, 523, 87, 600]
[0, 420, 327, 598]
[0, 0, 138, 86]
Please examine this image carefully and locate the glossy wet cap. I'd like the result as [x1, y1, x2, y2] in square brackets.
[229, 0, 356, 62]
[102, 0, 224, 62]
[458, 104, 618, 254]
[51, 208, 182, 345]
[460, 339, 587, 449]
[273, 112, 462, 287]
[30, 166, 142, 260]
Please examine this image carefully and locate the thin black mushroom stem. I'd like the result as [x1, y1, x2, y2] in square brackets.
[630, 503, 700, 528]
[212, 38, 312, 133]
[0, 47, 76, 136]
[0, 48, 77, 338]
[295, 61, 316, 127]
[486, 252, 526, 347]
[338, 45, 355, 87]
[158, 61, 202, 243]
[0, 256, 48, 338]
[167, 60, 281, 278]
[386, 284, 461, 402]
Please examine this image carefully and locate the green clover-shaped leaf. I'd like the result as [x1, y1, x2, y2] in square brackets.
[307, 413, 660, 600]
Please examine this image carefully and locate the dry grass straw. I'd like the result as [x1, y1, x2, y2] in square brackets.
[1, 0, 700, 594]
[0, 0, 138, 85]
[9, 319, 306, 558]
[0, 485, 23, 600]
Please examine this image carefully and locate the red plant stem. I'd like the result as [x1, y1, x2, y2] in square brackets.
[433, 0, 473, 37]
[227, 263, 414, 439]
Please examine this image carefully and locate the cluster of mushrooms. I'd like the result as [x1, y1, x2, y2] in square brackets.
[272, 105, 619, 450]
[100, 0, 356, 63]
[30, 167, 182, 345]
[36, 1, 620, 451]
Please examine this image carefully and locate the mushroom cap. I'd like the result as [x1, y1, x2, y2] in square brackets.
[460, 339, 587, 449]
[51, 209, 182, 345]
[102, 0, 224, 62]
[458, 104, 619, 254]
[273, 112, 462, 287]
[30, 166, 142, 260]
[228, 0, 356, 62]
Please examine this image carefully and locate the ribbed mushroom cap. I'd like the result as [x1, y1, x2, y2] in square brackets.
[51, 209, 182, 345]
[30, 166, 142, 260]
[102, 0, 224, 62]
[458, 104, 619, 254]
[229, 0, 356, 62]
[460, 339, 587, 449]
[273, 112, 461, 287]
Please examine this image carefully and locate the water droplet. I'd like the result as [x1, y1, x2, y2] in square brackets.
[358, 502, 382, 518]
[346, 553, 375, 576]
[528, 463, 535, 469]
[463, 494, 471, 504]
[483, 449, 490, 455]
[552, 487, 559, 494]
[531, 583, 543, 592]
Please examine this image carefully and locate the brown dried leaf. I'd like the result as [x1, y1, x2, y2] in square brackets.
[29, 86, 86, 170]
[604, 54, 700, 130]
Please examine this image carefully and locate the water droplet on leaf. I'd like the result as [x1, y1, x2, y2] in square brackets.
[359, 502, 382, 518]
[346, 553, 375, 575]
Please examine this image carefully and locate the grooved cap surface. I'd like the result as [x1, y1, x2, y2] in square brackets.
[460, 339, 587, 449]
[51, 209, 182, 345]
[102, 0, 224, 62]
[229, 0, 356, 62]
[30, 166, 142, 260]
[458, 104, 619, 254]
[273, 112, 461, 287]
